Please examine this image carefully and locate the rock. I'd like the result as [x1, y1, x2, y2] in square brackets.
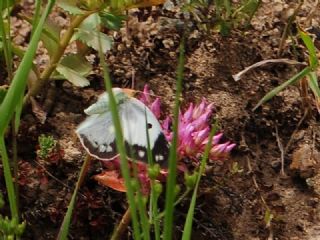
[290, 144, 320, 179]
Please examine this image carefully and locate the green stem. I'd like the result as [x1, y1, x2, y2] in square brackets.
[150, 180, 160, 240]
[11, 121, 19, 215]
[163, 37, 185, 240]
[0, 138, 18, 219]
[57, 154, 91, 240]
[156, 188, 191, 221]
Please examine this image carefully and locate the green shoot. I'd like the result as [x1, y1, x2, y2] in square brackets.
[254, 27, 319, 111]
[0, 0, 55, 225]
[182, 124, 218, 240]
[37, 134, 57, 159]
[163, 36, 185, 240]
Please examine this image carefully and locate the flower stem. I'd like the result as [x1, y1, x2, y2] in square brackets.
[111, 207, 131, 240]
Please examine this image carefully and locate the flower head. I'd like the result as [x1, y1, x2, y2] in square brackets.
[93, 85, 235, 194]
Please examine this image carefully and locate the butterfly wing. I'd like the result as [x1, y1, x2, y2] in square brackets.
[120, 98, 169, 166]
[76, 96, 169, 167]
[76, 112, 119, 160]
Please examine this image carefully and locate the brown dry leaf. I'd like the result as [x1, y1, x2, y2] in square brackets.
[94, 170, 127, 192]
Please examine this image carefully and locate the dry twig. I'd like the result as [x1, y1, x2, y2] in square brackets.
[232, 59, 306, 82]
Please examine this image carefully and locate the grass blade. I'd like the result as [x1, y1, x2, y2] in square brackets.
[0, 0, 55, 136]
[96, 19, 141, 239]
[0, 0, 55, 221]
[253, 66, 311, 111]
[163, 37, 185, 240]
[298, 27, 318, 68]
[182, 124, 217, 240]
[57, 155, 91, 240]
[308, 71, 320, 97]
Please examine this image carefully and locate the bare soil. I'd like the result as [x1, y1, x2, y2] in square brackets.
[1, 1, 320, 239]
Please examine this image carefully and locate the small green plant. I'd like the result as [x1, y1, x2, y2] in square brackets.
[181, 0, 260, 35]
[0, 193, 26, 240]
[37, 134, 57, 159]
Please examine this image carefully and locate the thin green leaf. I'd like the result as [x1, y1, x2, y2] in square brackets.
[97, 16, 141, 239]
[233, 0, 260, 17]
[182, 124, 217, 240]
[0, 1, 13, 79]
[57, 0, 84, 15]
[223, 0, 231, 18]
[0, 0, 54, 134]
[163, 36, 185, 240]
[264, 208, 273, 227]
[0, 0, 55, 221]
[14, 94, 23, 134]
[253, 67, 311, 111]
[0, 87, 7, 105]
[299, 27, 318, 68]
[57, 155, 91, 240]
[308, 71, 320, 100]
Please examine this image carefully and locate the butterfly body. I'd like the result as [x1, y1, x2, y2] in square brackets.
[76, 88, 169, 167]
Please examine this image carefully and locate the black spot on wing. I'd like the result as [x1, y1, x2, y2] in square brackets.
[79, 134, 118, 160]
[147, 123, 152, 129]
[79, 133, 169, 168]
[126, 133, 169, 168]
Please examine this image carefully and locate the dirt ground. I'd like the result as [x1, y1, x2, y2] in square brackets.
[1, 0, 320, 239]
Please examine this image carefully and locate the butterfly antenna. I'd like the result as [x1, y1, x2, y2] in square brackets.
[131, 69, 135, 89]
[133, 90, 163, 99]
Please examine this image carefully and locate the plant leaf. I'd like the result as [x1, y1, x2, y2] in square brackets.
[78, 13, 101, 30]
[99, 12, 126, 31]
[299, 27, 318, 69]
[57, 155, 91, 240]
[41, 19, 61, 57]
[110, 0, 166, 11]
[56, 54, 91, 87]
[71, 13, 113, 53]
[0, 86, 8, 105]
[60, 53, 92, 76]
[308, 71, 320, 113]
[57, 0, 84, 15]
[0, 0, 15, 10]
[73, 28, 113, 53]
[253, 67, 311, 111]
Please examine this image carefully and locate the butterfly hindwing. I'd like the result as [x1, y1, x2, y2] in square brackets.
[76, 112, 119, 160]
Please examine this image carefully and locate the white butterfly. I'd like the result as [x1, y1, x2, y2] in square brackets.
[76, 88, 169, 167]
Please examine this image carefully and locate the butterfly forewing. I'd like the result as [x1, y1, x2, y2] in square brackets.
[120, 98, 169, 166]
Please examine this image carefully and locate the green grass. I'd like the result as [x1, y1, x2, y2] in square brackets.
[0, 0, 55, 238]
[0, 1, 234, 239]
[254, 27, 319, 111]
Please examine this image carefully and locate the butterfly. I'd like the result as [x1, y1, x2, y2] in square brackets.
[76, 88, 169, 167]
